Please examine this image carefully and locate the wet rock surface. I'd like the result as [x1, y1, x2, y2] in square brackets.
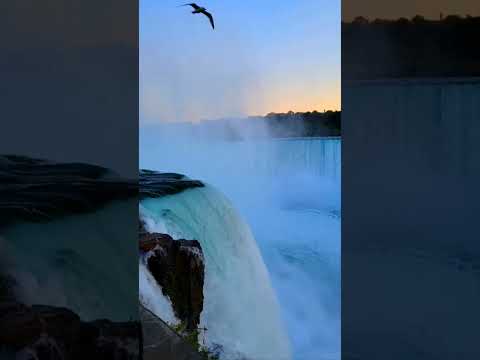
[0, 155, 141, 357]
[140, 304, 203, 360]
[0, 155, 137, 228]
[0, 301, 141, 360]
[139, 170, 204, 200]
[139, 221, 205, 331]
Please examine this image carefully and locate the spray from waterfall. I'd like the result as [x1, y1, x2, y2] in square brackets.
[140, 123, 340, 359]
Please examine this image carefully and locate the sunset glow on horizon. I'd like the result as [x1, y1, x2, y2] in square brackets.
[140, 0, 340, 124]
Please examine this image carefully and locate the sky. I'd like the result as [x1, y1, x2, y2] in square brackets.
[140, 0, 340, 123]
[343, 0, 480, 21]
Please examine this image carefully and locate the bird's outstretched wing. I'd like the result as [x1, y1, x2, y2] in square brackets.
[202, 10, 215, 29]
[181, 3, 201, 10]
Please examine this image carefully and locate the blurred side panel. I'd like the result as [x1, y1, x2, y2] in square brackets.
[0, 1, 140, 358]
[342, 1, 480, 359]
[0, 0, 138, 177]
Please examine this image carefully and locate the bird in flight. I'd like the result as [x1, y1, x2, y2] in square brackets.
[180, 3, 215, 29]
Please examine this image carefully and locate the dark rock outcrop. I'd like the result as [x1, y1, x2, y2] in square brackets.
[139, 222, 204, 331]
[140, 304, 203, 360]
[0, 155, 137, 229]
[0, 301, 141, 360]
[139, 170, 204, 200]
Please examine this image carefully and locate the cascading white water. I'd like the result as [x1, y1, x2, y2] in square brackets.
[140, 133, 341, 360]
[1, 199, 138, 322]
[138, 259, 178, 325]
[141, 135, 341, 181]
[140, 186, 292, 360]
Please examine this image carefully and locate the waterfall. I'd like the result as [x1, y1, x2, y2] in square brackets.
[140, 185, 292, 360]
[1, 199, 138, 322]
[140, 136, 341, 359]
[140, 136, 341, 181]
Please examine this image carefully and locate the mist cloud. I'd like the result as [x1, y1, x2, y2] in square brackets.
[140, 0, 340, 123]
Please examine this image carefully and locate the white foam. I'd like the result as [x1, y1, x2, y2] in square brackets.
[141, 186, 292, 360]
[139, 260, 179, 326]
[140, 137, 341, 359]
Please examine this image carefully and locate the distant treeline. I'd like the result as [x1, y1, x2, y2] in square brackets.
[343, 15, 480, 79]
[194, 110, 341, 140]
[262, 110, 341, 138]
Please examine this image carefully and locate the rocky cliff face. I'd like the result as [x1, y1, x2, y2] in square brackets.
[0, 155, 141, 358]
[0, 301, 141, 360]
[140, 304, 204, 360]
[139, 221, 205, 331]
[1, 270, 140, 359]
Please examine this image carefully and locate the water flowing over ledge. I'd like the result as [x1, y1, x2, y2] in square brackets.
[139, 171, 292, 360]
[0, 155, 138, 321]
[140, 138, 341, 359]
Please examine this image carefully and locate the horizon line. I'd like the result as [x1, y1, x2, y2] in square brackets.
[141, 109, 341, 125]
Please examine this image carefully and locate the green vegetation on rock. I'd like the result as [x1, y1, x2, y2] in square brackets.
[170, 321, 220, 360]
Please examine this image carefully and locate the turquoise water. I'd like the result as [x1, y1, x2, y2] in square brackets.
[1, 200, 138, 321]
[140, 137, 341, 359]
